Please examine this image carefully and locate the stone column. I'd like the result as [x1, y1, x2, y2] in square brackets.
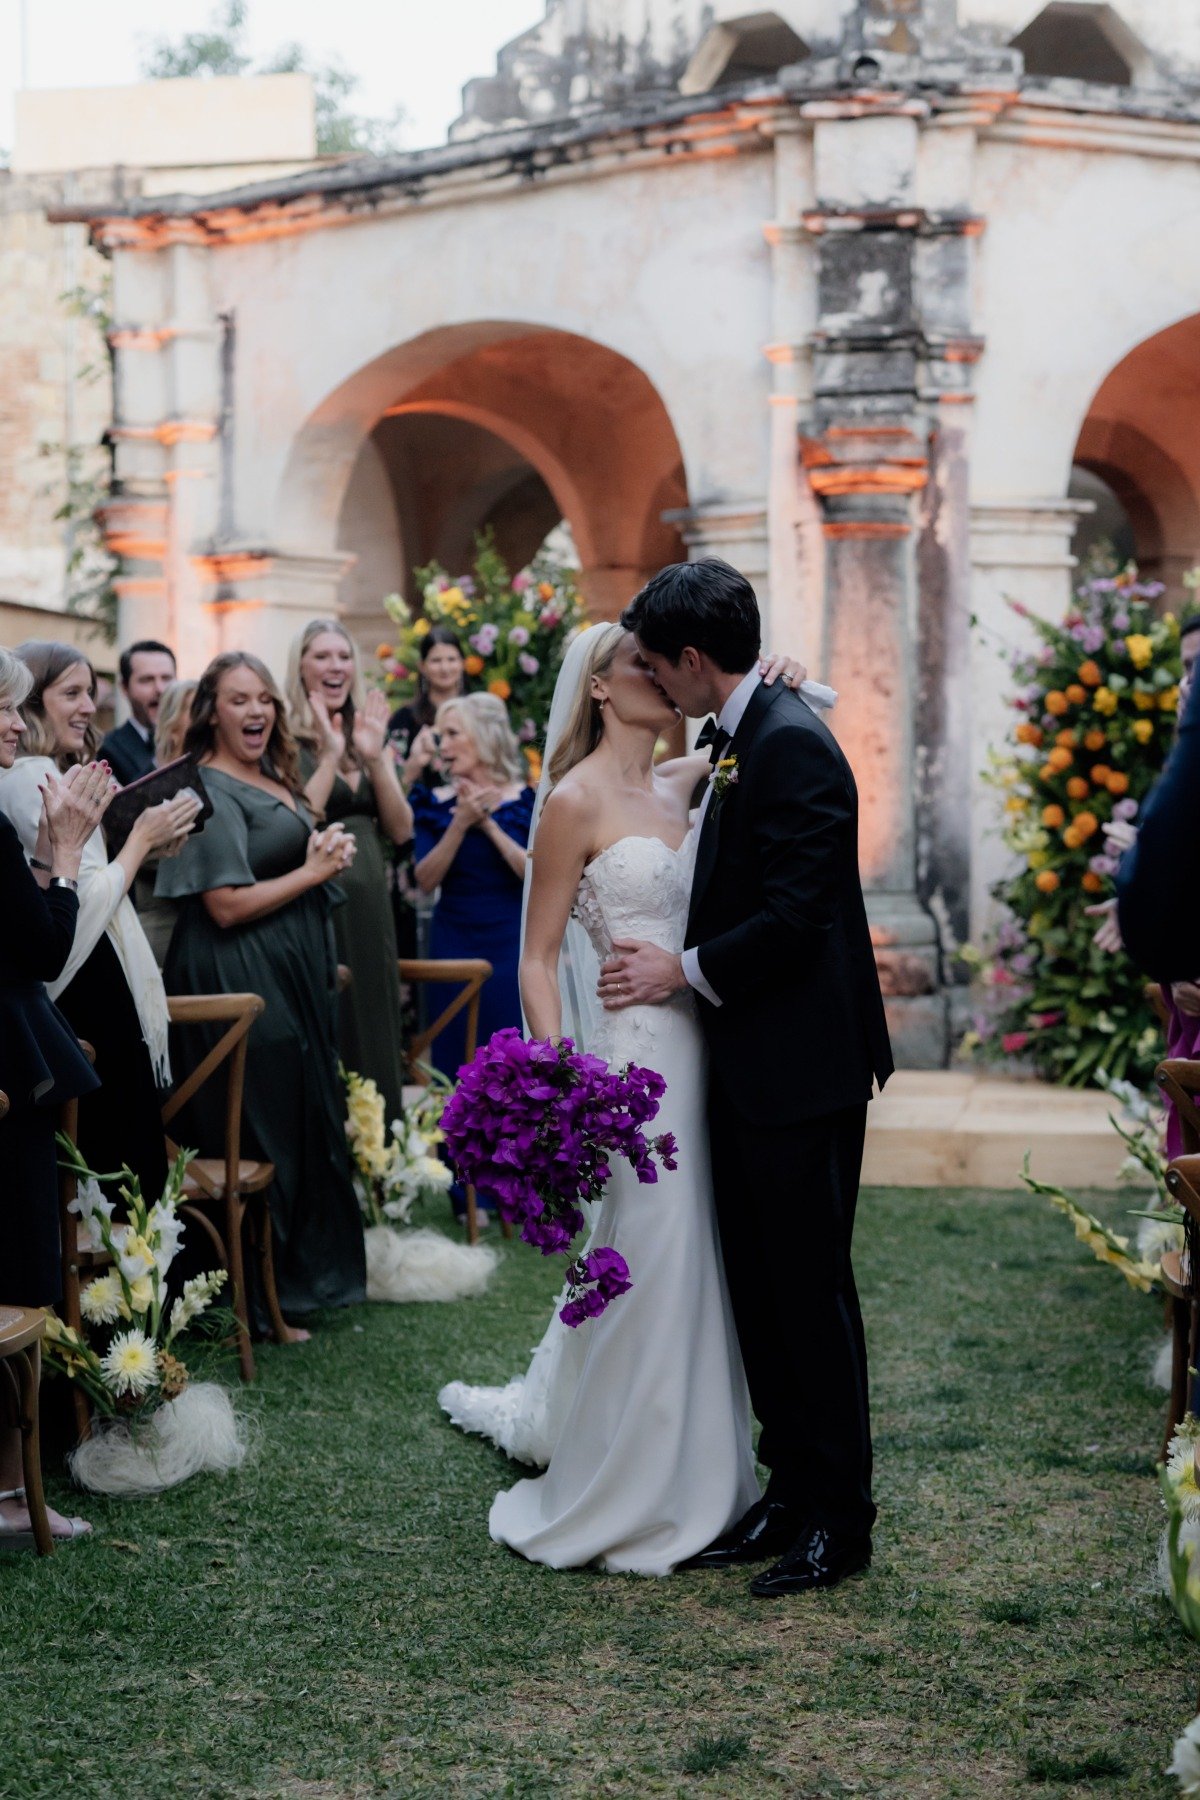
[799, 102, 948, 1067]
[967, 499, 1093, 936]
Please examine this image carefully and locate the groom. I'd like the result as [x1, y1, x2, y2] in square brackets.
[599, 557, 893, 1596]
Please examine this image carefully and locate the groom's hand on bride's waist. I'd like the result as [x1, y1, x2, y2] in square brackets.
[598, 940, 687, 1009]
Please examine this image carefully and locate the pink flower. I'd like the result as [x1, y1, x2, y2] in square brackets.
[1028, 1011, 1063, 1029]
[1001, 1032, 1029, 1054]
[512, 572, 531, 593]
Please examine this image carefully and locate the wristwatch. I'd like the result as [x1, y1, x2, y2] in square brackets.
[49, 875, 79, 893]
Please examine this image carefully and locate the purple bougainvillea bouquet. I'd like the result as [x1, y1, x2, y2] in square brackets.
[438, 1029, 677, 1326]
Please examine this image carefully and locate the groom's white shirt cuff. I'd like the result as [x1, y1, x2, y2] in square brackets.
[682, 946, 722, 1007]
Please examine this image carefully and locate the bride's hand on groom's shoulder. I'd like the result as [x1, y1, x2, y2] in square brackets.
[599, 940, 688, 1009]
[759, 650, 807, 689]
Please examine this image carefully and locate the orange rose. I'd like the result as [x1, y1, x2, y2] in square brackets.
[1065, 684, 1087, 706]
[1073, 811, 1099, 838]
[1062, 826, 1083, 850]
[1041, 804, 1065, 828]
[1045, 691, 1069, 716]
[538, 582, 555, 601]
[1055, 728, 1077, 749]
[1035, 870, 1061, 893]
[1046, 746, 1073, 772]
[489, 678, 512, 701]
[464, 654, 485, 677]
[1081, 871, 1104, 894]
[1084, 729, 1106, 752]
[1065, 777, 1088, 800]
[1106, 770, 1130, 796]
[1078, 661, 1103, 687]
[1015, 722, 1044, 747]
[376, 642, 393, 660]
[1090, 764, 1111, 786]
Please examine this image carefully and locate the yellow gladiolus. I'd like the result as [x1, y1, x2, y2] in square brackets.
[1133, 718, 1154, 743]
[1124, 633, 1153, 669]
[1161, 687, 1180, 712]
[413, 618, 431, 638]
[1092, 687, 1118, 716]
[1132, 690, 1156, 712]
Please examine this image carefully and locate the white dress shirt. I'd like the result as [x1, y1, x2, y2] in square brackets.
[680, 667, 762, 1008]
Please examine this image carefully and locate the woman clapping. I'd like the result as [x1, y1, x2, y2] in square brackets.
[156, 653, 365, 1333]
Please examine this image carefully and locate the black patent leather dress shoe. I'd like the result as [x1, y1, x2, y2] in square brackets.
[678, 1498, 808, 1570]
[749, 1525, 872, 1597]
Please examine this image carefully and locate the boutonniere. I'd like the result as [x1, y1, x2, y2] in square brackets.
[710, 755, 739, 812]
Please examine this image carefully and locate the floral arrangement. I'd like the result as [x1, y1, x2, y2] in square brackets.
[375, 535, 586, 778]
[965, 565, 1187, 1088]
[1161, 1418, 1200, 1793]
[42, 1142, 228, 1420]
[1021, 1155, 1162, 1293]
[438, 1029, 677, 1326]
[344, 1067, 453, 1229]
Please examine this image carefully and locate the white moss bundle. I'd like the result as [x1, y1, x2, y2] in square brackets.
[364, 1225, 497, 1303]
[68, 1382, 249, 1496]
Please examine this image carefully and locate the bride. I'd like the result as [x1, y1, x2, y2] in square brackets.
[439, 623, 812, 1575]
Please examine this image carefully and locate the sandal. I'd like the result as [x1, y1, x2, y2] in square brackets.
[0, 1485, 91, 1546]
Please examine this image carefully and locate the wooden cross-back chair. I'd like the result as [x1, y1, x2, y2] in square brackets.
[1158, 1058, 1200, 1457]
[397, 956, 504, 1246]
[0, 1092, 50, 1553]
[162, 993, 282, 1382]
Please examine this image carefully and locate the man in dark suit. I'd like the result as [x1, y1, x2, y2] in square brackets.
[600, 558, 893, 1597]
[100, 639, 176, 786]
[1117, 627, 1200, 979]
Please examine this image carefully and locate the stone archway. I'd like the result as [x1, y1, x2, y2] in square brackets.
[1072, 312, 1200, 595]
[277, 322, 689, 647]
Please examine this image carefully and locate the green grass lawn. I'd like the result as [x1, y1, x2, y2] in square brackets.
[1, 1185, 1194, 1799]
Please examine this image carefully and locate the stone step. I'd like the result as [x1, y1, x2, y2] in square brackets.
[862, 1070, 1139, 1191]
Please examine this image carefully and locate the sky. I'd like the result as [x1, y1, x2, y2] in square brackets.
[0, 0, 541, 153]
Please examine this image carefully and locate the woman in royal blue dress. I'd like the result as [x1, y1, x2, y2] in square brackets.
[411, 693, 534, 1079]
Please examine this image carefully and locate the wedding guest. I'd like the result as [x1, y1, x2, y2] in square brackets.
[154, 678, 198, 766]
[412, 693, 535, 1079]
[389, 626, 467, 792]
[100, 639, 177, 786]
[0, 646, 109, 1546]
[287, 619, 412, 1121]
[0, 642, 198, 1205]
[156, 652, 366, 1331]
[1114, 619, 1200, 976]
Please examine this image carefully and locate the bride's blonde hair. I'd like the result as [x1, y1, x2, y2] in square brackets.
[547, 624, 625, 789]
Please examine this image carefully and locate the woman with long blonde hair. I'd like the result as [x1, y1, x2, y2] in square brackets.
[286, 618, 411, 1120]
[410, 691, 535, 1092]
[156, 652, 366, 1332]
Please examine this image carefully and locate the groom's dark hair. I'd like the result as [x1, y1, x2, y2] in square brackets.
[621, 559, 761, 672]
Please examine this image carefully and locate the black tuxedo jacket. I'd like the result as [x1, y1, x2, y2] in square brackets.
[686, 680, 894, 1126]
[100, 719, 155, 788]
[1116, 674, 1200, 980]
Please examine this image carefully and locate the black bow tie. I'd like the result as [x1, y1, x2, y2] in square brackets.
[696, 717, 732, 767]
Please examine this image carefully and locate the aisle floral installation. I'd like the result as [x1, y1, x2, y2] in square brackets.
[439, 1028, 677, 1325]
[44, 1141, 247, 1496]
[375, 535, 586, 773]
[343, 1068, 496, 1302]
[1160, 1418, 1200, 1791]
[964, 566, 1186, 1088]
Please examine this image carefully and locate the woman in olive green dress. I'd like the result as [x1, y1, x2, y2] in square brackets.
[286, 620, 413, 1123]
[157, 652, 366, 1331]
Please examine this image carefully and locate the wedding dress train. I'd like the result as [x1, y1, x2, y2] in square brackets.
[439, 832, 758, 1575]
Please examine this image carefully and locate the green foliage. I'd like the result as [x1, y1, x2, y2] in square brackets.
[965, 565, 1187, 1088]
[139, 0, 405, 156]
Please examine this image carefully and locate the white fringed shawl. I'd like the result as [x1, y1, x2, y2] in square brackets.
[0, 756, 171, 1085]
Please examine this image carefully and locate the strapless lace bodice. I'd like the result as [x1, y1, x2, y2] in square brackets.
[574, 832, 696, 961]
[572, 833, 698, 1061]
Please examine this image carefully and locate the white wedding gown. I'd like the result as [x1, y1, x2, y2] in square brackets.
[438, 832, 759, 1575]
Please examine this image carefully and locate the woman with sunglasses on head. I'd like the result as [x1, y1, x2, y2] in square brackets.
[156, 652, 365, 1333]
